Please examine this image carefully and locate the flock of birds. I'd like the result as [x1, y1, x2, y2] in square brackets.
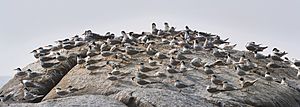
[1, 22, 300, 103]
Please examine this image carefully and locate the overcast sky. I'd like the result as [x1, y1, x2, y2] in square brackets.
[0, 0, 299, 77]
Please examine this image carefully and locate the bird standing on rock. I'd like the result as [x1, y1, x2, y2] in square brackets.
[131, 77, 161, 86]
[265, 72, 273, 84]
[138, 63, 159, 72]
[245, 42, 268, 52]
[222, 81, 236, 91]
[148, 57, 161, 66]
[166, 65, 180, 73]
[223, 43, 237, 50]
[155, 52, 169, 59]
[272, 48, 288, 57]
[174, 80, 195, 88]
[179, 61, 187, 72]
[239, 78, 258, 91]
[211, 75, 223, 87]
[170, 57, 180, 66]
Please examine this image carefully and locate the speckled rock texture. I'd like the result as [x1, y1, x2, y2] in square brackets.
[1, 95, 127, 107]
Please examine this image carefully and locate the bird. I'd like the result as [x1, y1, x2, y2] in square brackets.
[245, 42, 268, 52]
[176, 52, 189, 60]
[190, 57, 203, 68]
[164, 22, 170, 32]
[151, 23, 158, 35]
[21, 80, 36, 87]
[168, 49, 178, 55]
[238, 54, 246, 64]
[51, 41, 63, 51]
[77, 55, 86, 68]
[169, 37, 179, 47]
[181, 45, 192, 54]
[222, 81, 236, 91]
[212, 36, 229, 46]
[254, 51, 270, 59]
[39, 55, 56, 62]
[265, 72, 273, 84]
[138, 63, 159, 72]
[136, 72, 152, 79]
[174, 80, 195, 88]
[110, 66, 121, 75]
[55, 87, 69, 96]
[179, 61, 187, 72]
[67, 86, 85, 93]
[155, 52, 169, 59]
[211, 75, 223, 87]
[203, 38, 216, 50]
[266, 62, 287, 69]
[85, 65, 101, 72]
[26, 69, 44, 78]
[244, 59, 257, 70]
[291, 59, 300, 67]
[85, 56, 102, 65]
[206, 85, 222, 97]
[166, 65, 180, 73]
[146, 43, 158, 56]
[100, 50, 115, 59]
[270, 53, 284, 61]
[223, 43, 237, 50]
[148, 57, 161, 66]
[23, 88, 44, 101]
[235, 65, 247, 76]
[106, 75, 119, 81]
[109, 45, 119, 52]
[74, 40, 86, 47]
[125, 46, 144, 57]
[193, 40, 203, 51]
[212, 48, 227, 58]
[204, 66, 214, 75]
[56, 52, 67, 62]
[272, 48, 288, 57]
[14, 68, 28, 77]
[239, 77, 258, 91]
[153, 71, 167, 78]
[297, 68, 300, 79]
[280, 77, 289, 86]
[161, 38, 170, 44]
[106, 38, 121, 45]
[131, 77, 161, 86]
[170, 57, 180, 66]
[100, 42, 110, 52]
[225, 54, 235, 65]
[86, 45, 100, 57]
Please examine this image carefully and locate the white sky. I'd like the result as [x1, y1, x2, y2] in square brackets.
[0, 0, 299, 76]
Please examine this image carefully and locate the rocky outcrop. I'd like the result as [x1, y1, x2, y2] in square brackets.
[1, 95, 127, 107]
[0, 25, 300, 107]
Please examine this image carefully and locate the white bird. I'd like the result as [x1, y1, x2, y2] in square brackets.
[254, 51, 270, 59]
[223, 43, 237, 50]
[265, 72, 273, 84]
[179, 61, 187, 72]
[222, 81, 236, 91]
[164, 22, 170, 32]
[55, 87, 69, 96]
[190, 57, 202, 68]
[280, 77, 289, 86]
[193, 40, 203, 51]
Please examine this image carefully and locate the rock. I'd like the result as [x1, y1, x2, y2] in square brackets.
[1, 28, 300, 107]
[3, 95, 127, 107]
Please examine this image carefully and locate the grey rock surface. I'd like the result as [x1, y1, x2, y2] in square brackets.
[2, 95, 127, 107]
